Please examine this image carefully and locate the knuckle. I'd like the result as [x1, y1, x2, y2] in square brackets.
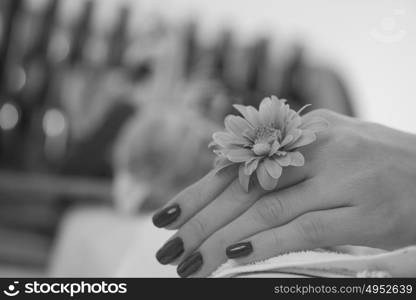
[174, 185, 200, 210]
[252, 196, 287, 226]
[228, 180, 242, 198]
[308, 108, 337, 121]
[226, 180, 248, 204]
[193, 186, 204, 207]
[308, 109, 354, 133]
[331, 126, 367, 154]
[187, 217, 209, 240]
[296, 215, 324, 246]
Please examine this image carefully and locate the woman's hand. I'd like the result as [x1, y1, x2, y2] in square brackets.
[153, 109, 416, 277]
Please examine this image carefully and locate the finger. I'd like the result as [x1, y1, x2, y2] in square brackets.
[153, 152, 313, 231]
[152, 106, 332, 230]
[173, 164, 313, 254]
[163, 178, 265, 267]
[227, 207, 359, 266]
[179, 179, 350, 277]
[152, 165, 237, 229]
[156, 161, 313, 266]
[225, 177, 349, 238]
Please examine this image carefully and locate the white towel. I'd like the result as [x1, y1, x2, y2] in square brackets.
[212, 246, 416, 278]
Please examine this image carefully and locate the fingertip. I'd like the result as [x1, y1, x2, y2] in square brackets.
[177, 252, 203, 278]
[152, 204, 181, 228]
[225, 241, 253, 259]
[155, 237, 185, 265]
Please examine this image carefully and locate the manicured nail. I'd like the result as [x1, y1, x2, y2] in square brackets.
[177, 252, 203, 278]
[226, 242, 253, 259]
[156, 237, 184, 265]
[152, 204, 181, 228]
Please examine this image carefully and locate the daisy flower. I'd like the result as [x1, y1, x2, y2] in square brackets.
[210, 96, 328, 192]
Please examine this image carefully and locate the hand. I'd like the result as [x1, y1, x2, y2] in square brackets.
[153, 109, 416, 277]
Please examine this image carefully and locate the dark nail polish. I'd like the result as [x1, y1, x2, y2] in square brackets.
[177, 252, 203, 278]
[152, 204, 181, 228]
[156, 237, 184, 265]
[226, 242, 253, 259]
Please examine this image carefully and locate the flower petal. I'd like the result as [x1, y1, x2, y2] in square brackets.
[280, 134, 293, 147]
[213, 148, 230, 157]
[270, 95, 287, 105]
[284, 114, 302, 134]
[282, 129, 302, 150]
[297, 104, 312, 115]
[285, 106, 298, 123]
[271, 97, 288, 129]
[274, 154, 291, 167]
[286, 129, 316, 150]
[213, 157, 235, 173]
[264, 158, 283, 179]
[269, 140, 281, 156]
[259, 97, 275, 126]
[244, 158, 259, 175]
[287, 151, 305, 166]
[233, 104, 262, 127]
[239, 164, 251, 192]
[226, 148, 254, 163]
[242, 128, 256, 142]
[208, 141, 216, 148]
[212, 131, 248, 147]
[256, 162, 279, 190]
[224, 115, 254, 137]
[212, 132, 232, 147]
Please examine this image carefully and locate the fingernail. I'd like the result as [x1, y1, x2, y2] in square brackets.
[226, 242, 253, 259]
[156, 237, 184, 265]
[177, 252, 203, 278]
[152, 204, 181, 228]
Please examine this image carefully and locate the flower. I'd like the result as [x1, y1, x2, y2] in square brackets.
[210, 96, 328, 192]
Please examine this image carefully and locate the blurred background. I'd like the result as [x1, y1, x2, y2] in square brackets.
[0, 0, 414, 277]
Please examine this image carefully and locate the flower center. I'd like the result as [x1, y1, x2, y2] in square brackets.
[252, 126, 281, 156]
[254, 126, 280, 143]
[252, 143, 271, 155]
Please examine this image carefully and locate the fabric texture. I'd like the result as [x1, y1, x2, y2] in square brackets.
[212, 246, 416, 278]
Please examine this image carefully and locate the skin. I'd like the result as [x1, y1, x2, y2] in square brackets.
[156, 109, 416, 277]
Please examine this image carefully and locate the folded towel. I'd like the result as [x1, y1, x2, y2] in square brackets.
[212, 246, 416, 278]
